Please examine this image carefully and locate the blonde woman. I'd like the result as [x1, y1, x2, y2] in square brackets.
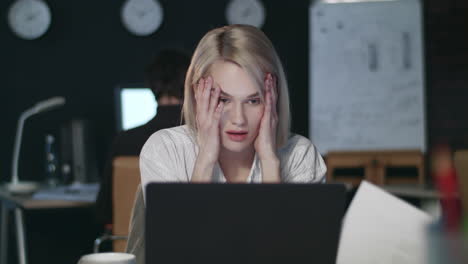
[140, 24, 326, 193]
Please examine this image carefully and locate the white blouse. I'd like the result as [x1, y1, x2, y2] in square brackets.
[140, 125, 327, 198]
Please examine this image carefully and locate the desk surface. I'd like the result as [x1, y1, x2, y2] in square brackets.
[382, 185, 442, 199]
[332, 181, 443, 199]
[0, 188, 94, 209]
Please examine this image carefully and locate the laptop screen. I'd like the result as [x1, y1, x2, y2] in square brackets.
[145, 183, 346, 264]
[115, 86, 157, 131]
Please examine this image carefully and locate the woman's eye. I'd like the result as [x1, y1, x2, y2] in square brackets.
[219, 98, 230, 103]
[247, 98, 261, 105]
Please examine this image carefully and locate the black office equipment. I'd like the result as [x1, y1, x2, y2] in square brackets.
[145, 183, 346, 264]
[60, 119, 98, 183]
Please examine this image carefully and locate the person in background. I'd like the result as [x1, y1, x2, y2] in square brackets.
[95, 49, 190, 227]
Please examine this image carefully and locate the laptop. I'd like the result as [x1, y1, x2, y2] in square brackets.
[145, 183, 346, 264]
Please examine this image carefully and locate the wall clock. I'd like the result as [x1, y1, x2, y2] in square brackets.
[226, 0, 266, 28]
[121, 0, 163, 36]
[8, 0, 51, 40]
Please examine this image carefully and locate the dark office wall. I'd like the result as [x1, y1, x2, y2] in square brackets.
[425, 1, 468, 150]
[0, 0, 467, 184]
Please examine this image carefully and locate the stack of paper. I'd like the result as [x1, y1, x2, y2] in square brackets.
[32, 183, 99, 202]
[336, 181, 433, 264]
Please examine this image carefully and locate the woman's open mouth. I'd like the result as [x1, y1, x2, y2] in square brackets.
[226, 130, 248, 142]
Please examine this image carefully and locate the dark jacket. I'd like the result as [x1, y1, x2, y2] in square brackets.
[95, 105, 182, 225]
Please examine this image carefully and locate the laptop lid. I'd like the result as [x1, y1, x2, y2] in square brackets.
[145, 183, 346, 264]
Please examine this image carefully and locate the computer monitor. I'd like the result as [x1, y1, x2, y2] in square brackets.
[115, 85, 157, 131]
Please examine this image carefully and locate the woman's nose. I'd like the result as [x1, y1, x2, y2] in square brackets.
[230, 103, 246, 126]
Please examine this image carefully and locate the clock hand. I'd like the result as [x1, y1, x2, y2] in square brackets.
[27, 14, 36, 21]
[138, 10, 147, 18]
[27, 11, 42, 21]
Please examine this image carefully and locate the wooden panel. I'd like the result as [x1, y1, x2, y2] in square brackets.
[112, 156, 141, 252]
[326, 150, 425, 186]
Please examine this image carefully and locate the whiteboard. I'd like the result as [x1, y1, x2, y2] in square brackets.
[309, 0, 426, 154]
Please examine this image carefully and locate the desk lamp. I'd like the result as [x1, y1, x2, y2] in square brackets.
[6, 96, 66, 194]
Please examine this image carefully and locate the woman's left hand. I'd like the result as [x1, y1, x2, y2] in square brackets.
[254, 73, 279, 163]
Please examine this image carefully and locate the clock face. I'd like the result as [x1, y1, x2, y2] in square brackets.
[8, 0, 52, 40]
[121, 0, 163, 36]
[226, 0, 266, 28]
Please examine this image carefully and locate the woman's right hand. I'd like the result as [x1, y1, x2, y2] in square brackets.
[192, 76, 224, 182]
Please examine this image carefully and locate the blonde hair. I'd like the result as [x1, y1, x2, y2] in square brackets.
[183, 25, 291, 148]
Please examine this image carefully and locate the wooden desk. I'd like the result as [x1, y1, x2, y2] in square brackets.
[326, 150, 425, 186]
[382, 184, 441, 199]
[0, 187, 94, 264]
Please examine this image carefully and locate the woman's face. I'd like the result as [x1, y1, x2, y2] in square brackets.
[209, 60, 264, 155]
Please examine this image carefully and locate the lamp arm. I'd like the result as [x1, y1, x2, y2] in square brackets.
[11, 109, 36, 184]
[10, 96, 66, 184]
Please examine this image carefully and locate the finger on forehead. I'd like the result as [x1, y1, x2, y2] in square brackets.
[209, 85, 220, 114]
[268, 76, 277, 102]
[269, 74, 276, 89]
[214, 101, 224, 121]
[267, 76, 275, 96]
[203, 77, 212, 101]
[272, 95, 278, 120]
[203, 76, 212, 96]
[265, 90, 272, 114]
[268, 86, 276, 111]
[273, 87, 279, 117]
[195, 78, 204, 97]
[266, 74, 276, 92]
[194, 83, 199, 101]
[200, 78, 207, 92]
[263, 74, 272, 98]
[196, 77, 205, 93]
[199, 76, 212, 111]
[272, 81, 278, 104]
